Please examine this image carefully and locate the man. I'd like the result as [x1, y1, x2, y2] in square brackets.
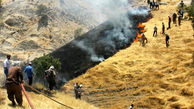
[167, 16, 171, 29]
[24, 62, 34, 85]
[147, 0, 150, 4]
[3, 55, 11, 78]
[6, 63, 23, 106]
[162, 22, 165, 34]
[172, 13, 177, 25]
[129, 104, 134, 109]
[153, 25, 157, 37]
[77, 84, 83, 99]
[74, 83, 80, 99]
[180, 0, 184, 8]
[178, 14, 182, 26]
[45, 66, 56, 90]
[165, 34, 170, 48]
[180, 9, 184, 19]
[141, 33, 148, 47]
[74, 83, 82, 99]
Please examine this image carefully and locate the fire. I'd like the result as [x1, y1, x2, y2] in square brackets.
[137, 22, 145, 28]
[135, 22, 146, 42]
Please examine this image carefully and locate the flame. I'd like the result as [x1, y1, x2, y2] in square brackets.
[135, 22, 146, 42]
[137, 23, 145, 28]
[135, 32, 142, 42]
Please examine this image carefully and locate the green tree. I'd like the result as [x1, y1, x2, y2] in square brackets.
[0, 0, 2, 8]
[32, 54, 61, 78]
[186, 2, 194, 28]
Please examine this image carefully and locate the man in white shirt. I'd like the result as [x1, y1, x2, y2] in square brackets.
[3, 55, 11, 78]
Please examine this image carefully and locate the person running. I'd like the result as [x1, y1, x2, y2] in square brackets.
[165, 34, 170, 48]
[24, 62, 34, 85]
[153, 25, 157, 37]
[6, 63, 23, 106]
[162, 22, 165, 34]
[3, 55, 11, 78]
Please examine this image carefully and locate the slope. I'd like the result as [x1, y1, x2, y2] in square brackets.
[63, 0, 194, 109]
[0, 87, 99, 109]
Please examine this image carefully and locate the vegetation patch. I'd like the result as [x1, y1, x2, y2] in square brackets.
[32, 54, 61, 78]
[186, 2, 194, 28]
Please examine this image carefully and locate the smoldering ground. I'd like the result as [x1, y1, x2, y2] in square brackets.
[50, 0, 151, 82]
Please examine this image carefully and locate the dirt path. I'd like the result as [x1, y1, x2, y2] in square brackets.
[63, 0, 194, 109]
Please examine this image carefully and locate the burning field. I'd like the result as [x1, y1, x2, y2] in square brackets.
[51, 7, 152, 81]
[62, 0, 194, 108]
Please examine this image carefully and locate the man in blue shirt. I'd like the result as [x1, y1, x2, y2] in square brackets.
[24, 62, 34, 85]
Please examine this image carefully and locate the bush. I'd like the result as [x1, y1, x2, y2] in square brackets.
[32, 54, 61, 78]
[186, 2, 194, 28]
[0, 0, 2, 8]
[36, 4, 49, 16]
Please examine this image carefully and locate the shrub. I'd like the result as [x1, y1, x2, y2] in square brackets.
[0, 0, 2, 8]
[36, 4, 49, 16]
[186, 2, 194, 28]
[32, 54, 61, 78]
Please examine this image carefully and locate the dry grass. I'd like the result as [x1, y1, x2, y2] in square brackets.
[63, 0, 194, 108]
[0, 88, 98, 109]
[0, 90, 5, 105]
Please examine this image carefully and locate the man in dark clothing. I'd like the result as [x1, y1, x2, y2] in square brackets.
[24, 62, 34, 85]
[153, 25, 157, 37]
[45, 66, 56, 90]
[6, 65, 23, 106]
[162, 22, 165, 34]
[147, 0, 150, 4]
[180, 0, 184, 8]
[165, 34, 170, 48]
[74, 83, 82, 99]
[178, 14, 182, 26]
[141, 33, 148, 47]
[74, 83, 80, 99]
[167, 16, 171, 29]
[172, 13, 177, 25]
[180, 9, 184, 19]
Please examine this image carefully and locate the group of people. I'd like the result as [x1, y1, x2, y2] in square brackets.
[2, 55, 57, 106]
[147, 0, 160, 10]
[74, 83, 83, 99]
[147, 0, 185, 48]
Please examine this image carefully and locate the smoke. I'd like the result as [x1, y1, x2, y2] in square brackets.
[65, 0, 150, 62]
[73, 40, 105, 62]
[53, 0, 149, 62]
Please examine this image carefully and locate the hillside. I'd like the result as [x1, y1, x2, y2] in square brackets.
[0, 86, 99, 109]
[63, 0, 194, 109]
[0, 0, 89, 64]
[0, 0, 193, 109]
